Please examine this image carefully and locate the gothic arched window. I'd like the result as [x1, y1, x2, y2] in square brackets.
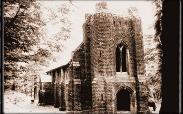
[116, 43, 127, 72]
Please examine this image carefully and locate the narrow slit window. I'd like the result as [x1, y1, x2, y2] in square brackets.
[101, 94, 103, 101]
[116, 43, 127, 72]
[100, 51, 102, 57]
[122, 46, 127, 72]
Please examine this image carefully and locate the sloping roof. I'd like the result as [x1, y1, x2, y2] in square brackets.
[46, 62, 70, 73]
[46, 42, 84, 74]
[72, 42, 84, 53]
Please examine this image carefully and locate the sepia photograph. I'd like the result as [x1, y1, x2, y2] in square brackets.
[1, 0, 181, 114]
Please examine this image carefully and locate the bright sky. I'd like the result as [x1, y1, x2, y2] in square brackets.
[39, 1, 156, 72]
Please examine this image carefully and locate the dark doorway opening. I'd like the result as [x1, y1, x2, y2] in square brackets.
[117, 89, 131, 111]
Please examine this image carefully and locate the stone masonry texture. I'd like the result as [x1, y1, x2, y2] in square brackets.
[46, 11, 149, 114]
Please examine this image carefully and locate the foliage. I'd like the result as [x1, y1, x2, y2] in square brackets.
[143, 36, 162, 103]
[155, 0, 180, 113]
[4, 0, 72, 92]
[149, 0, 162, 103]
[128, 18, 140, 113]
[154, 0, 162, 38]
[95, 1, 108, 12]
[4, 0, 42, 82]
[40, 2, 71, 53]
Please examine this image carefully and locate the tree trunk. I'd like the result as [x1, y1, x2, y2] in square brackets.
[128, 19, 140, 113]
[159, 0, 180, 113]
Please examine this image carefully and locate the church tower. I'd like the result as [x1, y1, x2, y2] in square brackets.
[83, 2, 149, 113]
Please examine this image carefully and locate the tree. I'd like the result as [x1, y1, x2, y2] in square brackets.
[4, 0, 72, 91]
[154, 0, 180, 113]
[4, 0, 41, 87]
[143, 34, 162, 102]
[127, 18, 140, 114]
[4, 0, 53, 90]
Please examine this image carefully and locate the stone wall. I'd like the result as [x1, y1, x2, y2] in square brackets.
[38, 82, 54, 105]
[84, 12, 148, 113]
[85, 12, 145, 79]
[46, 11, 148, 114]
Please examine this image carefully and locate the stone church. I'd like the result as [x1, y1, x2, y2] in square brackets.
[46, 4, 149, 114]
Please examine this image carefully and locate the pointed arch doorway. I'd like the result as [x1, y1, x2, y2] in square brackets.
[116, 89, 131, 111]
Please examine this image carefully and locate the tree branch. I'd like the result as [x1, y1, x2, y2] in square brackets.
[7, 2, 21, 26]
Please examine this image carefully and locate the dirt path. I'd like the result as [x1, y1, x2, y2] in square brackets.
[4, 90, 64, 113]
[4, 90, 161, 113]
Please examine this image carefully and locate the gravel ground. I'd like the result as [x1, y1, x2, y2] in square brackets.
[4, 90, 64, 113]
[3, 90, 161, 113]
